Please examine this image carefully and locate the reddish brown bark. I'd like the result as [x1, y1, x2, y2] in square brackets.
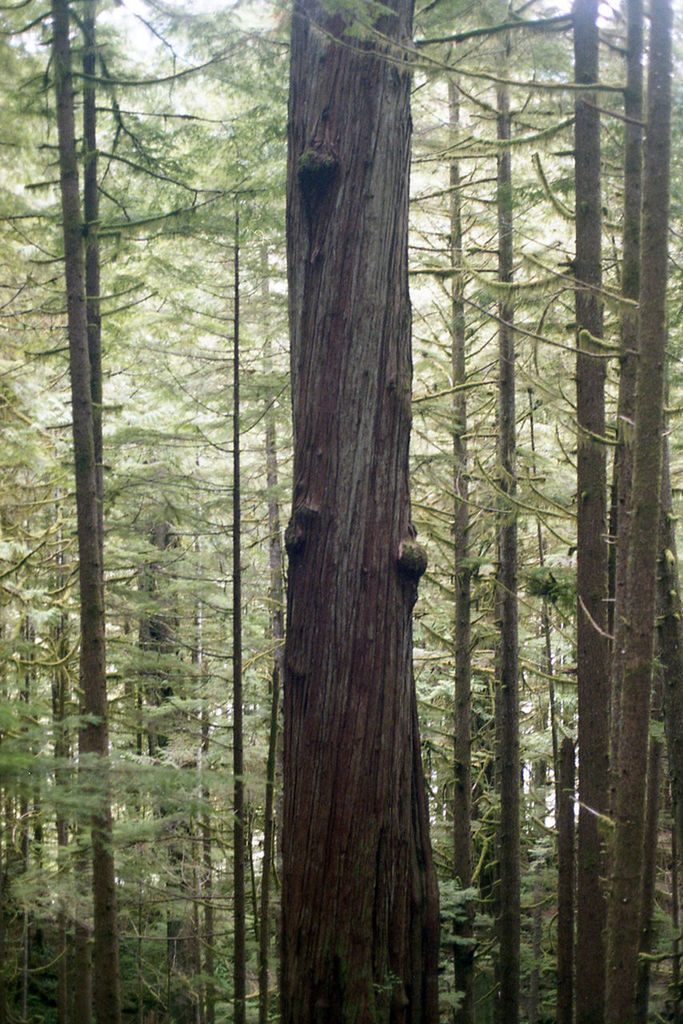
[282, 1, 439, 1020]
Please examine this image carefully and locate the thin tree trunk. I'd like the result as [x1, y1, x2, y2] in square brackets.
[672, 822, 681, 1024]
[449, 76, 475, 1024]
[557, 738, 575, 1024]
[605, 1, 672, 1018]
[494, 71, 520, 1024]
[51, 584, 70, 1024]
[51, 3, 121, 1021]
[259, 323, 285, 1024]
[201, 708, 215, 1024]
[527, 390, 559, 807]
[19, 619, 33, 1024]
[0, 807, 5, 1024]
[608, 0, 643, 808]
[529, 873, 542, 1024]
[573, 4, 609, 1021]
[282, 1, 439, 1018]
[83, 0, 103, 545]
[634, 738, 663, 1023]
[232, 208, 246, 1024]
[657, 442, 683, 963]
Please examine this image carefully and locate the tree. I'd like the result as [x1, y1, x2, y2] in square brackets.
[573, 3, 609, 1021]
[494, 65, 520, 1024]
[608, 0, 642, 792]
[605, 0, 673, 1017]
[51, 2, 122, 1021]
[281, 0, 440, 1019]
[449, 73, 475, 1024]
[232, 207, 246, 1024]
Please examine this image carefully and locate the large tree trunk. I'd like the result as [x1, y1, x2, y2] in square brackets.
[573, 4, 609, 1021]
[605, 0, 672, 1019]
[281, 1, 440, 1020]
[51, 3, 121, 1022]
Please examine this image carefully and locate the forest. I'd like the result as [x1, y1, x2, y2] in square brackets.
[0, 0, 680, 1021]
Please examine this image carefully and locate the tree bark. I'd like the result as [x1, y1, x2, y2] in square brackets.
[573, 4, 609, 1021]
[259, 321, 285, 1024]
[608, 0, 643, 809]
[494, 71, 520, 1024]
[200, 708, 215, 1024]
[557, 738, 575, 1024]
[657, 441, 683, 968]
[634, 738, 662, 1023]
[51, 3, 122, 1022]
[83, 0, 103, 547]
[232, 208, 246, 1024]
[282, 1, 440, 1020]
[449, 76, 475, 1024]
[51, 576, 70, 1024]
[605, 0, 672, 1018]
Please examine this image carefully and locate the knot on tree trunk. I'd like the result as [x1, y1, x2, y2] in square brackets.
[297, 146, 339, 199]
[285, 504, 320, 559]
[397, 538, 428, 582]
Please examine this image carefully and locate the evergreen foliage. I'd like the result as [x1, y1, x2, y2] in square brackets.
[0, 0, 680, 1021]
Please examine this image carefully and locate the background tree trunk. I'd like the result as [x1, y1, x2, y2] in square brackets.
[657, 442, 683, 984]
[494, 71, 520, 1024]
[51, 3, 121, 1022]
[605, 0, 672, 1018]
[573, 4, 609, 1020]
[449, 76, 475, 1024]
[608, 0, 643, 809]
[259, 326, 285, 1024]
[232, 209, 246, 1024]
[634, 738, 662, 1023]
[557, 738, 575, 1024]
[282, 1, 440, 1019]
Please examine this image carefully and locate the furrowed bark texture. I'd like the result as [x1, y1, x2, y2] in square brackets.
[573, 4, 609, 1021]
[282, 1, 440, 1021]
[605, 0, 672, 1017]
[52, 3, 121, 1022]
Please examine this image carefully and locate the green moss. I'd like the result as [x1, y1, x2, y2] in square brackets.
[397, 539, 428, 581]
[297, 148, 339, 195]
